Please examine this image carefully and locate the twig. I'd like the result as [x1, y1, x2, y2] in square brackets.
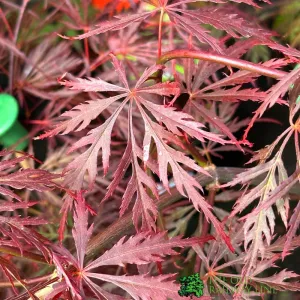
[9, 0, 30, 93]
[158, 49, 287, 79]
[0, 274, 52, 288]
[0, 246, 47, 264]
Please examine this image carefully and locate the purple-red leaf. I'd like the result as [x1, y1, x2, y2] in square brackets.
[72, 192, 94, 269]
[85, 232, 213, 270]
[67, 11, 153, 40]
[84, 273, 182, 300]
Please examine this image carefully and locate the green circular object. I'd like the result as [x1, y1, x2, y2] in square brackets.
[0, 93, 28, 150]
[0, 93, 18, 134]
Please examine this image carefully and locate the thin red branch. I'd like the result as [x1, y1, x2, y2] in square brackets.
[0, 246, 48, 264]
[9, 0, 29, 93]
[158, 49, 288, 79]
[0, 274, 53, 288]
[157, 8, 164, 59]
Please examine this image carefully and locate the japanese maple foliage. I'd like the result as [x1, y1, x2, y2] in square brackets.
[0, 0, 300, 299]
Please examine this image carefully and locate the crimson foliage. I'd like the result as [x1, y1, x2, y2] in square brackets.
[0, 0, 299, 299]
